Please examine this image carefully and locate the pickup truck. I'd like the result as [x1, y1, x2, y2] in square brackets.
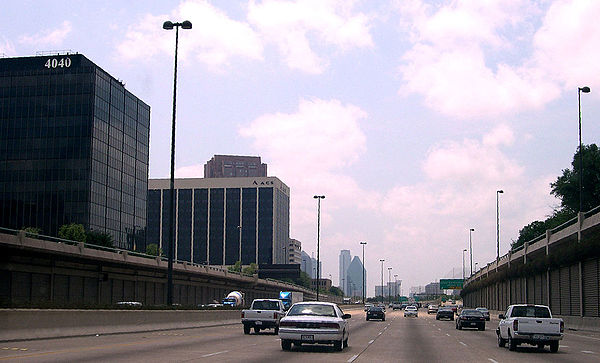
[241, 299, 286, 335]
[497, 304, 564, 352]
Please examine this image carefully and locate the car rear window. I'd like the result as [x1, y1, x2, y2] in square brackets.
[369, 307, 383, 312]
[287, 304, 336, 317]
[252, 300, 280, 310]
[511, 306, 551, 318]
[461, 310, 483, 316]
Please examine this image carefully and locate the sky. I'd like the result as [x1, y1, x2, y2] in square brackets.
[2, 0, 600, 297]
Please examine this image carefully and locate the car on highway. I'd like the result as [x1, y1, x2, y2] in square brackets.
[392, 302, 403, 310]
[427, 304, 438, 314]
[366, 306, 385, 321]
[404, 305, 418, 317]
[456, 309, 486, 330]
[476, 307, 490, 321]
[364, 303, 374, 311]
[436, 307, 454, 320]
[497, 304, 563, 352]
[278, 302, 351, 351]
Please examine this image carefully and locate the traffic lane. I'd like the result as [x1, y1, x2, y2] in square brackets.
[430, 311, 600, 363]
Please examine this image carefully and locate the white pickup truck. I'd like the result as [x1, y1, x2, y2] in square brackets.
[497, 304, 564, 352]
[241, 299, 286, 335]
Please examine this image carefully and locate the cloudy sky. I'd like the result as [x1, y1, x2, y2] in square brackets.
[3, 0, 599, 296]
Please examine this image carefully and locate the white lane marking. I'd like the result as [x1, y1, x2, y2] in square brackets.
[438, 328, 441, 331]
[368, 339, 374, 344]
[582, 351, 595, 354]
[561, 345, 569, 348]
[384, 326, 388, 330]
[378, 332, 383, 335]
[459, 342, 467, 347]
[348, 354, 359, 362]
[446, 333, 450, 337]
[488, 359, 498, 363]
[201, 350, 229, 357]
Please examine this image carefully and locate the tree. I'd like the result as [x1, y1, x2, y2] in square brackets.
[228, 260, 242, 273]
[551, 144, 600, 212]
[21, 227, 42, 237]
[242, 263, 258, 275]
[58, 223, 86, 242]
[511, 209, 577, 250]
[146, 243, 162, 256]
[86, 230, 114, 248]
[329, 286, 343, 296]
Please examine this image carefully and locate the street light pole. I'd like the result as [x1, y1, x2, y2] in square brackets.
[469, 228, 475, 276]
[496, 190, 503, 262]
[237, 225, 242, 264]
[163, 19, 192, 306]
[462, 249, 467, 280]
[314, 195, 325, 301]
[379, 259, 385, 304]
[578, 86, 591, 213]
[387, 267, 392, 305]
[360, 241, 367, 304]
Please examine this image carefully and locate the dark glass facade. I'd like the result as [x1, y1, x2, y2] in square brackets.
[0, 54, 150, 250]
[147, 178, 289, 266]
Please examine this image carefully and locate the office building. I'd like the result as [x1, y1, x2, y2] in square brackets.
[301, 251, 313, 277]
[147, 177, 289, 265]
[311, 278, 331, 291]
[287, 238, 301, 264]
[339, 249, 351, 294]
[346, 256, 365, 298]
[204, 155, 267, 178]
[0, 54, 150, 249]
[425, 282, 442, 295]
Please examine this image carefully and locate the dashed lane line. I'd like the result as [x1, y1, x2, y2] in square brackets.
[459, 342, 467, 347]
[581, 351, 595, 354]
[368, 340, 374, 345]
[201, 350, 229, 358]
[488, 359, 498, 363]
[347, 354, 359, 362]
[446, 334, 450, 337]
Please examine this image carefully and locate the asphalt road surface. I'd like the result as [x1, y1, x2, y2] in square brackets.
[2, 308, 599, 362]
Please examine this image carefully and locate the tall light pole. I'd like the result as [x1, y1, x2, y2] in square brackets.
[387, 267, 392, 305]
[578, 86, 591, 213]
[360, 241, 367, 303]
[379, 259, 385, 304]
[469, 228, 475, 276]
[462, 249, 467, 280]
[163, 19, 192, 306]
[237, 225, 242, 264]
[394, 274, 398, 299]
[496, 190, 503, 262]
[314, 195, 325, 301]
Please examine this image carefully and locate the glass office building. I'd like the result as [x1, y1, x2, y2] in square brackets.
[147, 177, 290, 266]
[0, 54, 150, 249]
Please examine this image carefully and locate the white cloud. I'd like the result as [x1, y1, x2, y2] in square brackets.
[19, 21, 72, 46]
[116, 0, 263, 69]
[247, 0, 373, 73]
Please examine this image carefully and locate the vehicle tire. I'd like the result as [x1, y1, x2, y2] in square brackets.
[281, 339, 292, 351]
[550, 341, 559, 353]
[450, 317, 454, 321]
[254, 326, 260, 334]
[293, 342, 302, 347]
[274, 326, 279, 335]
[366, 317, 369, 321]
[382, 317, 386, 321]
[334, 339, 343, 351]
[508, 335, 517, 351]
[497, 333, 506, 347]
[243, 324, 250, 335]
[343, 335, 349, 348]
[457, 322, 462, 330]
[436, 317, 439, 320]
[479, 325, 485, 331]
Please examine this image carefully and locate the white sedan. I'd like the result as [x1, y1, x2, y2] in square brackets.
[404, 305, 418, 317]
[278, 302, 351, 351]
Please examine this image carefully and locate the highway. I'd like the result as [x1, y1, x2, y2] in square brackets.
[1, 308, 599, 362]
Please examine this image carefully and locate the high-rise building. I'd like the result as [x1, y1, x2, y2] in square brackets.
[288, 238, 301, 264]
[0, 54, 150, 249]
[300, 250, 313, 277]
[338, 249, 351, 294]
[425, 282, 442, 295]
[147, 177, 289, 265]
[204, 155, 267, 178]
[346, 256, 365, 298]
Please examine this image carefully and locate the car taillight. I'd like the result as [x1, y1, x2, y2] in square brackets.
[560, 321, 564, 333]
[241, 312, 244, 318]
[513, 320, 518, 331]
[279, 321, 295, 327]
[319, 323, 340, 329]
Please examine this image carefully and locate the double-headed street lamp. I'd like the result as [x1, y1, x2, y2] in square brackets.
[462, 249, 467, 280]
[360, 241, 367, 304]
[163, 19, 192, 306]
[496, 190, 503, 262]
[379, 259, 385, 304]
[469, 228, 475, 276]
[314, 195, 325, 301]
[578, 86, 591, 212]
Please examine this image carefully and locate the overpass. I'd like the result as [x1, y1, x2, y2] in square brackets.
[0, 228, 338, 307]
[462, 207, 600, 327]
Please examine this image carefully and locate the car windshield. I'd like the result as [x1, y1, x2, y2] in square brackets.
[461, 310, 483, 316]
[287, 304, 336, 317]
[406, 307, 416, 310]
[252, 300, 280, 310]
[369, 307, 383, 312]
[511, 306, 551, 318]
[439, 308, 452, 311]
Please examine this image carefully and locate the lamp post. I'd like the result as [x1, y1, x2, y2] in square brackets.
[578, 86, 591, 212]
[387, 267, 392, 305]
[237, 225, 242, 264]
[394, 274, 398, 299]
[360, 241, 367, 303]
[469, 228, 475, 276]
[462, 249, 467, 280]
[379, 259, 385, 304]
[163, 19, 192, 306]
[496, 190, 503, 262]
[475, 262, 479, 272]
[314, 195, 325, 301]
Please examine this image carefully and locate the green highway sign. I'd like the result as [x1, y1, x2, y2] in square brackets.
[440, 279, 464, 289]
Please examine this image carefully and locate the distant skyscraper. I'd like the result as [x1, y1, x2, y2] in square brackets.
[204, 155, 267, 178]
[346, 256, 365, 298]
[301, 251, 313, 278]
[288, 238, 301, 264]
[339, 250, 351, 293]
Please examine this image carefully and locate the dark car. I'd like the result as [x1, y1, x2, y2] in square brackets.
[436, 307, 454, 321]
[456, 309, 486, 330]
[366, 306, 386, 321]
[476, 307, 490, 321]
